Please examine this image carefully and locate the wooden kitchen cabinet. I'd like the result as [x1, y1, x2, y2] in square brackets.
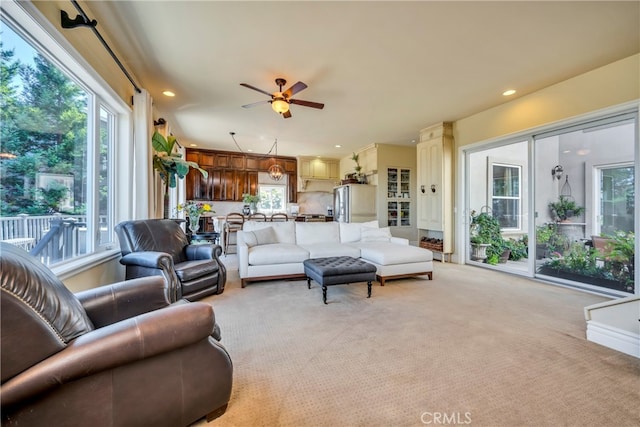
[186, 148, 297, 202]
[288, 173, 297, 203]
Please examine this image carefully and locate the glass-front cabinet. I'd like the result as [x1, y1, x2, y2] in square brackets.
[387, 167, 411, 226]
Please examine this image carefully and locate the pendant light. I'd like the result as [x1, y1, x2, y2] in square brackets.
[268, 138, 284, 181]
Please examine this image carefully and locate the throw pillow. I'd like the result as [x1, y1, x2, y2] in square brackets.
[244, 226, 278, 247]
[361, 220, 379, 229]
[360, 226, 392, 242]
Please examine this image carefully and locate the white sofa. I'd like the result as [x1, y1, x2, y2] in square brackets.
[237, 220, 433, 288]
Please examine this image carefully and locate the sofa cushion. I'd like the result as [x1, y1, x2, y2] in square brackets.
[339, 222, 362, 243]
[300, 243, 361, 259]
[248, 243, 309, 265]
[361, 226, 392, 242]
[243, 220, 296, 244]
[295, 222, 340, 245]
[244, 226, 278, 247]
[356, 242, 433, 265]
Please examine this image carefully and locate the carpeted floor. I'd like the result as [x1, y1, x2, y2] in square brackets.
[197, 256, 639, 427]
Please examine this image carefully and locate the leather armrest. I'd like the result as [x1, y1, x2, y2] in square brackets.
[76, 276, 172, 327]
[185, 244, 223, 260]
[1, 302, 215, 408]
[119, 251, 173, 268]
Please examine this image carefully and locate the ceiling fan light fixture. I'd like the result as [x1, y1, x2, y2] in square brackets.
[271, 97, 289, 114]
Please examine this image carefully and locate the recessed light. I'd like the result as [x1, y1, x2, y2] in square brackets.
[190, 144, 197, 147]
[503, 89, 516, 96]
[162, 90, 175, 97]
[335, 144, 342, 148]
[247, 149, 253, 152]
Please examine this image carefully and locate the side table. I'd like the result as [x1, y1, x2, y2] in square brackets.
[190, 232, 220, 245]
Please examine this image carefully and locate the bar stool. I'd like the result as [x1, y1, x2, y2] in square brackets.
[247, 213, 267, 222]
[269, 213, 289, 222]
[223, 213, 245, 254]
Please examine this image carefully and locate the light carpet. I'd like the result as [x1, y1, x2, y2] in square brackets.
[197, 257, 639, 427]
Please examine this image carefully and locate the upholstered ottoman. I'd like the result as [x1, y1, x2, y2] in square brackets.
[303, 256, 377, 304]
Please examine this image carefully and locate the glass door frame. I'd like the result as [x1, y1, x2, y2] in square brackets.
[458, 103, 639, 296]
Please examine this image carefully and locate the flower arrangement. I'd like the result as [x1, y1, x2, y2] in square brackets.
[176, 201, 213, 218]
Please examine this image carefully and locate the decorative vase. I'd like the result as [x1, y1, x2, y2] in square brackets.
[188, 215, 200, 234]
[470, 243, 490, 261]
[249, 202, 257, 214]
[242, 205, 250, 215]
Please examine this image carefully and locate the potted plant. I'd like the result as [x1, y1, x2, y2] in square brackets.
[504, 237, 528, 262]
[242, 193, 260, 214]
[548, 196, 584, 222]
[351, 152, 365, 183]
[470, 210, 505, 263]
[535, 224, 555, 259]
[606, 230, 635, 292]
[152, 131, 208, 218]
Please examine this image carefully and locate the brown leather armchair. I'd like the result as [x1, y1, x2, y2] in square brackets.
[0, 242, 233, 426]
[115, 219, 226, 301]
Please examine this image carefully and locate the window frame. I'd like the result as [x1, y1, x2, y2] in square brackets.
[488, 160, 523, 231]
[1, 1, 132, 275]
[594, 162, 635, 236]
[258, 184, 288, 215]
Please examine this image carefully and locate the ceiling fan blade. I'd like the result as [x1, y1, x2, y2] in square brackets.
[283, 81, 307, 99]
[242, 100, 271, 108]
[283, 110, 292, 119]
[240, 83, 273, 97]
[290, 99, 324, 109]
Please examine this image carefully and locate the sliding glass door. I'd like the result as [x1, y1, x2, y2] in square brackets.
[466, 140, 529, 274]
[534, 114, 636, 295]
[464, 110, 637, 296]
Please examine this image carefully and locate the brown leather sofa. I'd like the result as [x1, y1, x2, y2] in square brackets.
[115, 219, 226, 301]
[0, 242, 233, 426]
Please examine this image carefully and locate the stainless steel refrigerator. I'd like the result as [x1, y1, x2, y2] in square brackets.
[333, 184, 377, 223]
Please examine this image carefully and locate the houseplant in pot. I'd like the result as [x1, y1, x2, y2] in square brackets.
[152, 131, 208, 218]
[548, 196, 584, 222]
[470, 210, 506, 263]
[242, 193, 260, 214]
[351, 152, 365, 183]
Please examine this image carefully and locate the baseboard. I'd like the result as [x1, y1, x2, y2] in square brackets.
[586, 321, 640, 358]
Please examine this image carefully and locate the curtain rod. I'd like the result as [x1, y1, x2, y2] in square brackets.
[61, 1, 141, 93]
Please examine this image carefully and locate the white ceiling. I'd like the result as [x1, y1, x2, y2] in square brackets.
[85, 1, 639, 159]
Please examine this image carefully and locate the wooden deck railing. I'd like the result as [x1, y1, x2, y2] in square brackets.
[1, 214, 89, 265]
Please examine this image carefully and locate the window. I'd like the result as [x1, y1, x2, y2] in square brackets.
[597, 164, 634, 236]
[490, 163, 521, 230]
[258, 185, 287, 214]
[1, 5, 126, 266]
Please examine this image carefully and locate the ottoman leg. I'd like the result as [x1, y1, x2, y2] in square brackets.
[322, 284, 328, 304]
[367, 281, 372, 298]
[307, 277, 311, 289]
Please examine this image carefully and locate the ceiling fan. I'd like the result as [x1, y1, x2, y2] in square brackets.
[240, 78, 324, 118]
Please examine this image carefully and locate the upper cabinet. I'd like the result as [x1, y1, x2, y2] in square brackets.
[298, 157, 340, 180]
[185, 149, 297, 202]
